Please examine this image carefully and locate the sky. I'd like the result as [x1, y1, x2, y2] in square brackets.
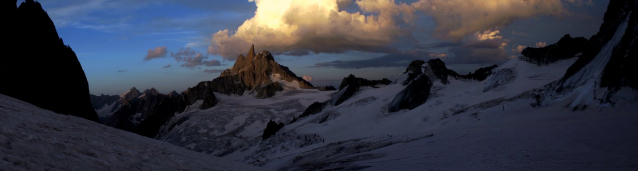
[19, 0, 609, 95]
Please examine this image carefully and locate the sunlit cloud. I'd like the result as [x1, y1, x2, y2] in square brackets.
[513, 45, 527, 53]
[209, 0, 414, 60]
[144, 46, 167, 61]
[209, 0, 582, 60]
[536, 42, 547, 48]
[302, 75, 313, 82]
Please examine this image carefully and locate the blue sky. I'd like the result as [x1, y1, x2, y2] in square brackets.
[21, 0, 609, 95]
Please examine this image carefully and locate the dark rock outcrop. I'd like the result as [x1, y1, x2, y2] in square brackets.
[104, 86, 218, 138]
[255, 82, 284, 99]
[553, 0, 638, 100]
[106, 88, 182, 137]
[563, 0, 636, 84]
[388, 74, 433, 112]
[209, 45, 313, 98]
[178, 82, 218, 111]
[521, 34, 588, 65]
[290, 102, 327, 124]
[330, 75, 391, 106]
[424, 59, 461, 84]
[458, 65, 499, 81]
[339, 74, 391, 90]
[600, 1, 638, 95]
[0, 0, 98, 121]
[262, 120, 285, 140]
[316, 86, 337, 91]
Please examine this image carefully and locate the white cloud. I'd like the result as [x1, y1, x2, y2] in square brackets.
[475, 29, 503, 41]
[513, 45, 527, 53]
[208, 0, 584, 61]
[536, 42, 547, 48]
[208, 0, 415, 60]
[302, 75, 313, 82]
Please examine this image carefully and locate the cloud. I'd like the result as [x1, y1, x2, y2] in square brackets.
[314, 50, 436, 69]
[412, 0, 576, 41]
[208, 0, 416, 60]
[536, 42, 547, 48]
[208, 0, 583, 60]
[163, 64, 171, 68]
[171, 47, 197, 62]
[181, 53, 222, 69]
[302, 75, 313, 82]
[445, 29, 511, 64]
[428, 53, 448, 58]
[144, 46, 167, 61]
[512, 31, 529, 37]
[475, 30, 503, 41]
[513, 45, 527, 53]
[203, 69, 227, 73]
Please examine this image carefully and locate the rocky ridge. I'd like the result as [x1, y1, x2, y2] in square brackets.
[0, 0, 98, 121]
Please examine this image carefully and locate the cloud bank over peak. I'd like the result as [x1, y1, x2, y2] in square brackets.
[207, 0, 585, 61]
[208, 0, 414, 60]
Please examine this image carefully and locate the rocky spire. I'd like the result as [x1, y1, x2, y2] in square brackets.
[246, 44, 256, 60]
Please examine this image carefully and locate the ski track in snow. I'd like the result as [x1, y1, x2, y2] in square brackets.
[0, 94, 268, 171]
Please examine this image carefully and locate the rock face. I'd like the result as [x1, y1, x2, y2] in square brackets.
[262, 120, 285, 140]
[390, 59, 496, 112]
[339, 74, 391, 90]
[388, 74, 432, 112]
[424, 59, 460, 84]
[555, 0, 638, 100]
[563, 0, 636, 84]
[600, 1, 638, 95]
[330, 75, 392, 106]
[316, 86, 337, 91]
[521, 34, 588, 65]
[0, 0, 98, 121]
[178, 82, 218, 111]
[458, 65, 499, 81]
[106, 88, 182, 138]
[210, 45, 313, 98]
[103, 85, 218, 138]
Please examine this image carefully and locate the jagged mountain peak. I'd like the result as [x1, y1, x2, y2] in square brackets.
[120, 87, 142, 100]
[247, 44, 256, 60]
[209, 45, 313, 98]
[143, 88, 160, 95]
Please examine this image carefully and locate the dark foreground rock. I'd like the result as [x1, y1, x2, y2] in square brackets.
[0, 0, 98, 121]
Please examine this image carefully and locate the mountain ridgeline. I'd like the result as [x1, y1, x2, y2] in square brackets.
[0, 0, 98, 121]
[98, 45, 316, 138]
[214, 45, 314, 98]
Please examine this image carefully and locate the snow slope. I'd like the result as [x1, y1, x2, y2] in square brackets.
[157, 56, 637, 170]
[0, 94, 268, 171]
